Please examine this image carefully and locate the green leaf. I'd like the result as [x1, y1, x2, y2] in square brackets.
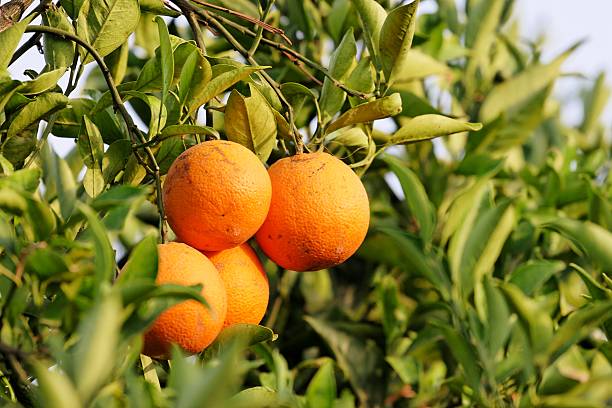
[581, 72, 610, 136]
[79, 116, 104, 169]
[508, 260, 566, 295]
[20, 68, 67, 95]
[346, 58, 376, 102]
[0, 80, 24, 115]
[379, 1, 419, 86]
[570, 263, 612, 301]
[102, 139, 132, 183]
[123, 91, 166, 137]
[383, 155, 435, 244]
[281, 82, 320, 124]
[25, 247, 70, 278]
[305, 316, 385, 406]
[54, 156, 77, 220]
[117, 235, 158, 284]
[306, 359, 336, 408]
[25, 197, 57, 240]
[139, 0, 180, 16]
[391, 50, 449, 83]
[178, 50, 198, 106]
[91, 185, 147, 210]
[229, 387, 290, 408]
[541, 218, 612, 272]
[483, 277, 511, 354]
[326, 93, 402, 134]
[450, 199, 514, 297]
[325, 127, 368, 150]
[42, 7, 76, 69]
[472, 203, 515, 284]
[377, 275, 408, 346]
[188, 65, 267, 116]
[155, 16, 174, 109]
[547, 300, 612, 362]
[60, 0, 86, 18]
[500, 283, 554, 355]
[0, 168, 41, 192]
[369, 227, 450, 294]
[78, 203, 115, 287]
[119, 282, 206, 313]
[0, 188, 28, 215]
[160, 124, 219, 140]
[203, 324, 275, 361]
[69, 292, 123, 402]
[7, 93, 68, 139]
[33, 362, 82, 408]
[479, 44, 579, 122]
[104, 41, 129, 84]
[51, 98, 95, 138]
[319, 29, 357, 123]
[389, 114, 482, 145]
[352, 0, 387, 66]
[0, 16, 33, 73]
[465, 0, 504, 80]
[225, 84, 277, 162]
[77, 0, 140, 63]
[434, 322, 482, 392]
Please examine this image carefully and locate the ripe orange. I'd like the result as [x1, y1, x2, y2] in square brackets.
[255, 152, 370, 271]
[142, 242, 227, 358]
[204, 243, 269, 327]
[162, 140, 272, 251]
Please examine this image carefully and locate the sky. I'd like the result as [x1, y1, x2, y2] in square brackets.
[514, 0, 612, 125]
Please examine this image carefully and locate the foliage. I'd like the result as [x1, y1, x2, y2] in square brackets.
[0, 0, 611, 407]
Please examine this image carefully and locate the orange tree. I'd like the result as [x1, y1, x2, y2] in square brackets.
[1, 0, 611, 406]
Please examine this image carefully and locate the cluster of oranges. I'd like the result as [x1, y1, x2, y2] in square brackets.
[142, 140, 370, 358]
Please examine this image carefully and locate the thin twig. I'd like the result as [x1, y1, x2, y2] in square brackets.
[192, 8, 371, 99]
[190, 0, 291, 45]
[183, 8, 206, 53]
[187, 5, 304, 153]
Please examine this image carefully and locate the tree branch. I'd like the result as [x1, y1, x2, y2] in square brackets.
[0, 0, 34, 32]
[188, 3, 372, 99]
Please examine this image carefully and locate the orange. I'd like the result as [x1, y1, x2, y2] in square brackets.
[142, 242, 227, 358]
[162, 140, 272, 251]
[204, 243, 269, 327]
[255, 152, 370, 271]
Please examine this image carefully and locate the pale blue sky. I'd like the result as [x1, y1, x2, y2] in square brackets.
[516, 0, 612, 125]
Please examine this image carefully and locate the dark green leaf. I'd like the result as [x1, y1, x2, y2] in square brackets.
[155, 16, 174, 109]
[306, 359, 336, 408]
[508, 260, 566, 295]
[225, 85, 277, 162]
[541, 218, 612, 272]
[78, 203, 115, 287]
[379, 1, 419, 86]
[188, 65, 267, 116]
[383, 155, 435, 243]
[7, 93, 68, 139]
[319, 29, 357, 123]
[117, 235, 158, 284]
[305, 316, 385, 406]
